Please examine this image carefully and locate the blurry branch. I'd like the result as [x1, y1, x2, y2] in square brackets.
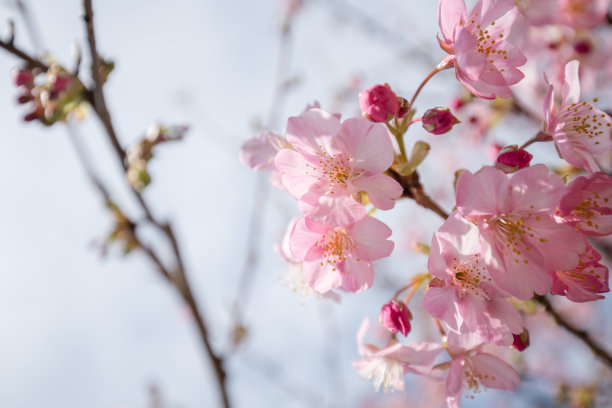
[534, 295, 612, 369]
[0, 36, 49, 70]
[81, 1, 230, 407]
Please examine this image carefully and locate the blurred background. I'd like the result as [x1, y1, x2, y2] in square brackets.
[0, 1, 610, 407]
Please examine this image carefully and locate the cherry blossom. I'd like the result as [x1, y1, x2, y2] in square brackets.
[542, 60, 612, 173]
[549, 243, 610, 302]
[239, 130, 290, 171]
[456, 165, 585, 299]
[423, 212, 523, 345]
[557, 172, 612, 236]
[380, 300, 412, 337]
[353, 318, 444, 392]
[444, 332, 521, 408]
[438, 0, 527, 99]
[289, 216, 393, 293]
[275, 108, 403, 225]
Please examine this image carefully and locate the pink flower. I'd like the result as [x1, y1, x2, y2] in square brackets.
[445, 332, 520, 408]
[456, 165, 586, 300]
[543, 60, 612, 173]
[359, 84, 400, 123]
[438, 0, 527, 99]
[423, 212, 523, 345]
[549, 243, 609, 302]
[353, 318, 444, 392]
[275, 109, 403, 226]
[494, 145, 533, 173]
[380, 300, 412, 337]
[422, 107, 460, 135]
[289, 215, 393, 293]
[559, 0, 610, 29]
[239, 130, 290, 171]
[557, 172, 612, 236]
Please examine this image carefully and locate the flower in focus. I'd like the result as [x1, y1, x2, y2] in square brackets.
[542, 60, 612, 173]
[380, 300, 412, 337]
[275, 108, 403, 226]
[353, 318, 444, 393]
[549, 243, 609, 302]
[289, 215, 394, 293]
[424, 212, 523, 345]
[422, 107, 460, 135]
[359, 84, 401, 123]
[557, 172, 612, 236]
[456, 165, 585, 299]
[437, 0, 527, 99]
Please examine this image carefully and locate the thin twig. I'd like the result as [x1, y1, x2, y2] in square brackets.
[534, 295, 612, 369]
[0, 37, 48, 70]
[81, 1, 230, 406]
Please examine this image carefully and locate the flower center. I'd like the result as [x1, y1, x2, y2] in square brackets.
[319, 228, 355, 265]
[560, 102, 612, 146]
[451, 254, 491, 300]
[306, 150, 365, 194]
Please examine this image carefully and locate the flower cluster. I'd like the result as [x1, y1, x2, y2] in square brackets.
[239, 0, 612, 406]
[242, 107, 402, 295]
[12, 64, 86, 125]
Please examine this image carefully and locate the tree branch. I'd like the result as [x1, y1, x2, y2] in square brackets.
[81, 1, 230, 406]
[389, 168, 450, 220]
[534, 295, 612, 369]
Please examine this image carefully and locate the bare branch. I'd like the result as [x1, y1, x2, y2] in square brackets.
[534, 295, 612, 369]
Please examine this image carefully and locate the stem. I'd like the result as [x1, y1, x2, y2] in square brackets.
[81, 1, 230, 406]
[388, 168, 450, 220]
[519, 131, 549, 150]
[0, 38, 48, 70]
[534, 296, 612, 369]
[407, 64, 444, 112]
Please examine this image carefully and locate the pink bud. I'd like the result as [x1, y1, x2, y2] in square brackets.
[421, 107, 459, 135]
[495, 145, 533, 174]
[12, 69, 34, 87]
[512, 329, 530, 352]
[379, 300, 411, 336]
[359, 83, 400, 123]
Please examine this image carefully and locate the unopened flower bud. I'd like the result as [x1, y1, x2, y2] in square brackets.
[512, 329, 530, 352]
[422, 107, 460, 135]
[380, 300, 412, 336]
[12, 68, 33, 87]
[359, 83, 400, 123]
[495, 145, 533, 174]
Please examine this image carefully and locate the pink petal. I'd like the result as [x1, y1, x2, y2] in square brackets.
[469, 352, 520, 391]
[303, 254, 343, 293]
[341, 118, 395, 174]
[285, 109, 342, 154]
[454, 26, 487, 81]
[274, 149, 317, 199]
[341, 257, 373, 293]
[445, 358, 465, 408]
[352, 174, 403, 211]
[562, 60, 581, 107]
[350, 216, 394, 260]
[438, 0, 466, 42]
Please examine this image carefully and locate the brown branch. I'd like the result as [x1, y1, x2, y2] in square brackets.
[0, 37, 48, 70]
[81, 1, 230, 407]
[389, 168, 450, 220]
[534, 295, 612, 369]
